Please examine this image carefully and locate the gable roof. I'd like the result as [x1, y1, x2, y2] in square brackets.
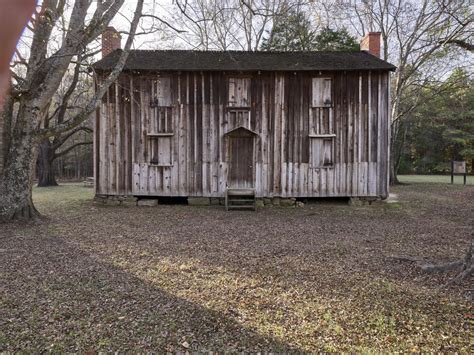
[92, 49, 396, 72]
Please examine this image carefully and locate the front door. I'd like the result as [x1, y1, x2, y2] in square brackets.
[227, 128, 256, 189]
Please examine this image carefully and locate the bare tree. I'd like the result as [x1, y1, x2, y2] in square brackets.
[0, 0, 145, 221]
[36, 54, 95, 186]
[164, 0, 307, 50]
[322, 0, 473, 184]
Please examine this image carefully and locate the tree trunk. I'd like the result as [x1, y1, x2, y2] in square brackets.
[389, 135, 401, 186]
[0, 104, 40, 222]
[389, 118, 406, 186]
[389, 163, 400, 185]
[0, 130, 39, 221]
[37, 138, 58, 187]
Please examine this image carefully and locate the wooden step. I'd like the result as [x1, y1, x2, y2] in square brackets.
[228, 199, 255, 203]
[227, 205, 256, 210]
[226, 188, 255, 196]
[225, 188, 256, 211]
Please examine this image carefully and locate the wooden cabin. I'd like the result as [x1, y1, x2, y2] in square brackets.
[92, 31, 395, 205]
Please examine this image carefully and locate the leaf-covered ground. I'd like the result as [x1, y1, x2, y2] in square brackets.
[0, 183, 472, 352]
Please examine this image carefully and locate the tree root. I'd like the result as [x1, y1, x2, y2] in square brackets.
[428, 241, 472, 287]
[11, 204, 40, 220]
[420, 260, 464, 273]
[387, 255, 423, 263]
[443, 265, 473, 287]
[389, 240, 473, 287]
[0, 202, 41, 223]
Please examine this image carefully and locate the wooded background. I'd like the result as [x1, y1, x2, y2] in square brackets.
[3, 0, 472, 191]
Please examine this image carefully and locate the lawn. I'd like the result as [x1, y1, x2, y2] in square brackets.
[398, 174, 473, 185]
[0, 183, 472, 352]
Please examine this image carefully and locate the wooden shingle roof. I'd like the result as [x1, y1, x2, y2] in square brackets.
[92, 49, 396, 72]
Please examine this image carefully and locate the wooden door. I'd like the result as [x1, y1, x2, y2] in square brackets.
[228, 134, 255, 189]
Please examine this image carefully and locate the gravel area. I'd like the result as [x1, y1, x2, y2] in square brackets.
[0, 183, 472, 352]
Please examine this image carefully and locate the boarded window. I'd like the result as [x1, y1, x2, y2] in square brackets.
[228, 77, 251, 107]
[310, 137, 334, 167]
[149, 136, 172, 166]
[311, 107, 333, 135]
[312, 78, 332, 107]
[228, 109, 251, 127]
[151, 107, 173, 133]
[310, 78, 334, 167]
[152, 77, 172, 107]
[150, 77, 173, 133]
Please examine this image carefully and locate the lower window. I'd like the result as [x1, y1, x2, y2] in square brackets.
[310, 136, 334, 167]
[148, 135, 172, 166]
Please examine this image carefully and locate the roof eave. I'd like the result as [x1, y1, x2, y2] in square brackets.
[91, 48, 397, 72]
[92, 67, 396, 72]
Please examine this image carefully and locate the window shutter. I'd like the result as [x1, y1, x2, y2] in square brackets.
[310, 137, 334, 167]
[156, 77, 172, 106]
[228, 77, 251, 107]
[149, 136, 173, 166]
[312, 78, 332, 107]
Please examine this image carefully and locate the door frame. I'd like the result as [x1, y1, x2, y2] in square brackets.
[224, 126, 259, 189]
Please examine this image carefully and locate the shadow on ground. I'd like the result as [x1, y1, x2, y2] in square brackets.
[0, 232, 300, 352]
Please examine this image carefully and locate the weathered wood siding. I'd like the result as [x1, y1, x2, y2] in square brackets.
[95, 70, 390, 198]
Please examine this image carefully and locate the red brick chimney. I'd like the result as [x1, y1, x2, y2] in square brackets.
[360, 32, 381, 58]
[102, 27, 121, 58]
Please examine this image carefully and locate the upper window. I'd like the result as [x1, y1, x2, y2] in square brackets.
[148, 76, 173, 166]
[311, 108, 334, 135]
[310, 77, 334, 168]
[151, 77, 172, 107]
[150, 77, 173, 134]
[228, 77, 251, 107]
[312, 77, 332, 107]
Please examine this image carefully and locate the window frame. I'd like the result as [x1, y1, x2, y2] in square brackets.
[311, 77, 333, 108]
[309, 134, 336, 169]
[151, 76, 172, 108]
[147, 134, 173, 167]
[227, 76, 251, 108]
[150, 76, 174, 135]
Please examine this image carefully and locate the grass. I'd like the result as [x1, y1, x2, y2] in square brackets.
[0, 182, 472, 352]
[33, 182, 94, 206]
[398, 174, 473, 185]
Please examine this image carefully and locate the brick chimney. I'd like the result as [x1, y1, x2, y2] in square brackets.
[102, 27, 121, 58]
[360, 32, 381, 58]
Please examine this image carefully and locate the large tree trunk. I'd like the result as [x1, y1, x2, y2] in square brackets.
[0, 133, 39, 221]
[389, 163, 400, 185]
[37, 138, 58, 187]
[0, 108, 40, 222]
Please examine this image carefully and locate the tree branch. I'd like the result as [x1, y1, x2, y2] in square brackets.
[141, 14, 186, 33]
[38, 0, 144, 138]
[54, 141, 92, 159]
[52, 126, 92, 150]
[443, 39, 474, 51]
[55, 54, 83, 125]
